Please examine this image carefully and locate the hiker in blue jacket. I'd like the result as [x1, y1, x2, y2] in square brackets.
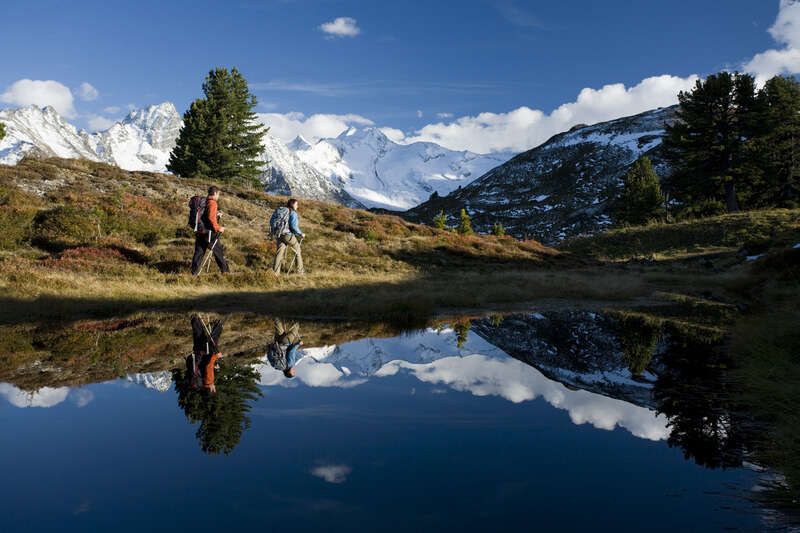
[271, 199, 305, 275]
[266, 318, 304, 378]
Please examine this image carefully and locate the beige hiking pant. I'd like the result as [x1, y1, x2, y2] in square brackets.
[273, 234, 304, 274]
[274, 318, 301, 345]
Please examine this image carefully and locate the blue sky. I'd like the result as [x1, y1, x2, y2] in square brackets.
[1, 0, 796, 152]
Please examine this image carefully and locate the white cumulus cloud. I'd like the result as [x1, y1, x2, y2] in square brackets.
[310, 464, 351, 483]
[257, 111, 374, 143]
[77, 82, 99, 101]
[319, 17, 361, 38]
[744, 0, 800, 84]
[87, 114, 116, 131]
[0, 79, 77, 118]
[103, 106, 121, 114]
[379, 127, 406, 143]
[402, 74, 698, 153]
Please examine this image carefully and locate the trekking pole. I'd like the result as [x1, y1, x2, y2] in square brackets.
[198, 236, 220, 275]
[287, 235, 304, 273]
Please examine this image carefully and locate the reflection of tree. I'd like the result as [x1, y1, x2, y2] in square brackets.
[172, 361, 262, 455]
[453, 320, 471, 349]
[654, 325, 746, 469]
[613, 314, 660, 376]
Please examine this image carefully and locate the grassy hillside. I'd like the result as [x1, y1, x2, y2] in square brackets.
[0, 157, 622, 321]
[561, 209, 800, 262]
[1, 157, 797, 322]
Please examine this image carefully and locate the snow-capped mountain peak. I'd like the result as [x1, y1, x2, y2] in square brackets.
[0, 105, 100, 165]
[294, 126, 513, 210]
[0, 102, 358, 206]
[87, 101, 183, 171]
[287, 134, 312, 151]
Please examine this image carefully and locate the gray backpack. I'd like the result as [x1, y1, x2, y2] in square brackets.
[269, 207, 291, 240]
[266, 342, 288, 370]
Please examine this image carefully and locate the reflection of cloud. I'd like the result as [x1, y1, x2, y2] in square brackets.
[71, 389, 94, 408]
[0, 383, 70, 408]
[254, 328, 668, 441]
[385, 355, 669, 441]
[310, 464, 351, 483]
[0, 383, 95, 408]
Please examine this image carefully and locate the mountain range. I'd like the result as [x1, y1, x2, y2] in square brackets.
[291, 127, 511, 210]
[0, 102, 678, 243]
[0, 103, 508, 211]
[404, 106, 676, 243]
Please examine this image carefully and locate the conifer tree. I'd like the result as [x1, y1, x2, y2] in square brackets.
[454, 320, 471, 348]
[0, 122, 5, 141]
[491, 222, 506, 236]
[168, 67, 266, 186]
[613, 156, 666, 225]
[457, 208, 473, 235]
[752, 75, 800, 207]
[433, 210, 447, 230]
[664, 72, 759, 213]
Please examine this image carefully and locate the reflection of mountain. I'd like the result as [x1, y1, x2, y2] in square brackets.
[471, 311, 658, 408]
[254, 326, 669, 441]
[125, 371, 173, 393]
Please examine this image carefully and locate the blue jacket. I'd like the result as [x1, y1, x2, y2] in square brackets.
[289, 210, 303, 237]
[266, 341, 303, 371]
[286, 342, 301, 367]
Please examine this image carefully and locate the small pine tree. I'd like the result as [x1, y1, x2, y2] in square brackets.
[0, 122, 5, 141]
[491, 222, 506, 236]
[453, 320, 471, 348]
[457, 208, 473, 235]
[614, 156, 666, 226]
[433, 210, 447, 230]
[168, 67, 266, 186]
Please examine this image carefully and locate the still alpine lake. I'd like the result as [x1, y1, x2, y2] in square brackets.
[0, 311, 794, 532]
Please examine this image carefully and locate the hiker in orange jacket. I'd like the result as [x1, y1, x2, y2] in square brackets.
[190, 186, 230, 275]
[188, 315, 225, 394]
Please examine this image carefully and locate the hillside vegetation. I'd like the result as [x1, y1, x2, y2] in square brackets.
[0, 157, 607, 321]
[562, 209, 800, 261]
[1, 158, 797, 322]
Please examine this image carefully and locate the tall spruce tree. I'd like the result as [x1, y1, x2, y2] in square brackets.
[753, 76, 800, 207]
[168, 68, 265, 186]
[613, 156, 666, 225]
[457, 208, 473, 235]
[663, 72, 759, 213]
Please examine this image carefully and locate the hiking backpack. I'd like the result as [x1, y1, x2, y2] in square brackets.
[269, 207, 291, 240]
[266, 342, 288, 371]
[188, 195, 208, 233]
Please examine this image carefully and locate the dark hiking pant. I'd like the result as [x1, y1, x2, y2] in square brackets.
[191, 314, 225, 358]
[191, 231, 229, 275]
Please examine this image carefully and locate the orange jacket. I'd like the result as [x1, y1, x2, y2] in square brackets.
[205, 197, 222, 232]
[203, 353, 221, 389]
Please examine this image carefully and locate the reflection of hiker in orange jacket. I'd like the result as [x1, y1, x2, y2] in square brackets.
[189, 315, 225, 393]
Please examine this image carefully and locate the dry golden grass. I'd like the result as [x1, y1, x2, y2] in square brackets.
[1, 157, 789, 322]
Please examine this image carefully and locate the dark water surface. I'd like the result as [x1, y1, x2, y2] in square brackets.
[0, 312, 788, 532]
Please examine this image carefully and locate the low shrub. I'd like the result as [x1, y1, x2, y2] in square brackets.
[33, 205, 101, 250]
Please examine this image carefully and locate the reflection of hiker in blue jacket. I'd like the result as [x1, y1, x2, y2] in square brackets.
[266, 318, 304, 378]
